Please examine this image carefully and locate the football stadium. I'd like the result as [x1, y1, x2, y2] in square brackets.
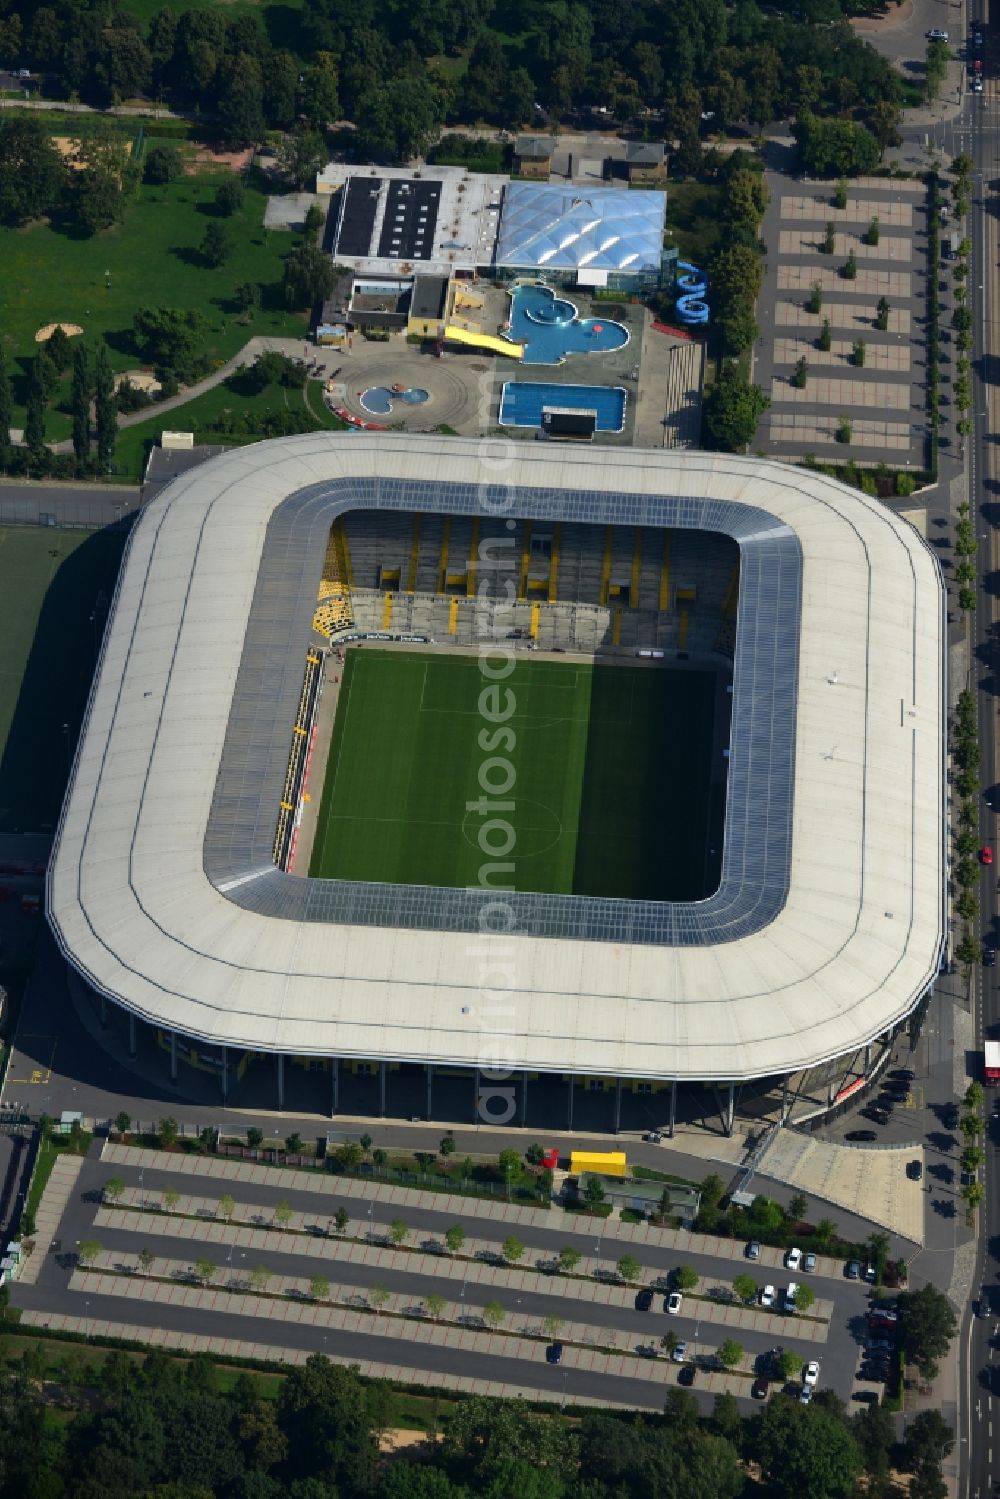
[47, 435, 946, 1131]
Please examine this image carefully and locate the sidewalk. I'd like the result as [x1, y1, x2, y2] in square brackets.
[18, 1155, 83, 1286]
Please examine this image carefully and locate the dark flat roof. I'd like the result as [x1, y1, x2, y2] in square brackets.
[515, 134, 555, 159]
[335, 176, 383, 258]
[410, 274, 449, 320]
[625, 142, 665, 166]
[378, 180, 441, 262]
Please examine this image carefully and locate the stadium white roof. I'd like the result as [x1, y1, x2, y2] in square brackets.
[494, 182, 666, 274]
[48, 436, 945, 1083]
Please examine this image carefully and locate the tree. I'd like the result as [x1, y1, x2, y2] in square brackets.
[542, 1314, 563, 1340]
[439, 1134, 456, 1158]
[702, 364, 769, 452]
[214, 178, 244, 216]
[757, 1395, 863, 1499]
[133, 307, 210, 383]
[334, 1206, 350, 1236]
[389, 1218, 409, 1246]
[482, 1299, 505, 1330]
[815, 1217, 837, 1245]
[788, 1193, 808, 1222]
[853, 339, 866, 367]
[114, 1109, 131, 1137]
[277, 127, 328, 190]
[157, 1115, 179, 1150]
[247, 1127, 263, 1149]
[424, 1292, 446, 1321]
[217, 55, 265, 146]
[793, 356, 808, 389]
[867, 1231, 890, 1283]
[717, 1338, 743, 1369]
[0, 117, 66, 226]
[285, 1133, 303, 1156]
[309, 1275, 330, 1302]
[836, 415, 852, 445]
[249, 1265, 272, 1293]
[283, 242, 335, 310]
[733, 1273, 758, 1303]
[777, 1349, 803, 1379]
[503, 1236, 525, 1265]
[866, 216, 880, 246]
[558, 1246, 581, 1274]
[964, 1081, 984, 1110]
[46, 324, 72, 374]
[195, 1257, 216, 1284]
[674, 1264, 699, 1291]
[162, 1185, 180, 1213]
[200, 220, 231, 268]
[70, 343, 91, 466]
[444, 1224, 465, 1256]
[876, 295, 890, 331]
[896, 1284, 958, 1372]
[0, 345, 10, 470]
[616, 1254, 641, 1284]
[137, 1246, 154, 1276]
[583, 1175, 606, 1207]
[793, 113, 880, 177]
[962, 1114, 984, 1141]
[79, 1239, 101, 1266]
[834, 178, 848, 210]
[94, 342, 116, 470]
[24, 355, 47, 462]
[103, 1176, 125, 1205]
[660, 1330, 681, 1357]
[368, 1282, 390, 1313]
[298, 59, 340, 130]
[144, 145, 183, 185]
[841, 248, 858, 280]
[794, 1284, 816, 1313]
[903, 1409, 955, 1469]
[68, 127, 136, 236]
[719, 305, 760, 357]
[822, 222, 835, 254]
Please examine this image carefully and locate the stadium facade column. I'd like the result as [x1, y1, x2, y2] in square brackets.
[379, 1061, 386, 1117]
[566, 1075, 574, 1130]
[128, 1014, 137, 1057]
[864, 1043, 872, 1077]
[169, 1030, 178, 1084]
[277, 1054, 285, 1111]
[668, 1082, 677, 1137]
[521, 1070, 528, 1127]
[614, 1078, 622, 1134]
[331, 1058, 339, 1115]
[426, 1064, 433, 1120]
[723, 1083, 735, 1137]
[220, 1045, 228, 1101]
[781, 1075, 790, 1123]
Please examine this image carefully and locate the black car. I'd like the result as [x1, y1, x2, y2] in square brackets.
[751, 1377, 770, 1400]
[860, 1366, 889, 1383]
[635, 1289, 653, 1312]
[677, 1364, 697, 1386]
[846, 1130, 878, 1142]
[890, 1069, 915, 1083]
[546, 1342, 564, 1364]
[984, 944, 997, 967]
[943, 1103, 960, 1129]
[862, 1107, 890, 1125]
[854, 1390, 880, 1405]
[907, 1159, 923, 1181]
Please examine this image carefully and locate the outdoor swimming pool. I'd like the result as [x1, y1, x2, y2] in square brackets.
[499, 381, 627, 433]
[508, 284, 629, 364]
[359, 386, 430, 415]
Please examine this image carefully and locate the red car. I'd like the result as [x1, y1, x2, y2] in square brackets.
[981, 846, 994, 866]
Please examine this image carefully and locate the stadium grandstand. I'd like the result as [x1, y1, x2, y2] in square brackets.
[47, 435, 946, 1133]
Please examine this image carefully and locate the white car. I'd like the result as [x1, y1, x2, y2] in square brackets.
[927, 28, 949, 41]
[785, 1247, 802, 1271]
[804, 1360, 820, 1387]
[799, 1383, 814, 1405]
[671, 1340, 688, 1363]
[666, 1291, 683, 1315]
[973, 75, 984, 92]
[760, 1285, 776, 1308]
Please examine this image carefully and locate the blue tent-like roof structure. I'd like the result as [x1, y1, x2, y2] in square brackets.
[494, 182, 666, 274]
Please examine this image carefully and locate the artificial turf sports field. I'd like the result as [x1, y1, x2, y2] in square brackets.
[308, 649, 719, 900]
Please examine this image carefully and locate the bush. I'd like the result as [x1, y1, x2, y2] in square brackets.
[144, 146, 183, 185]
[214, 179, 244, 216]
[818, 318, 832, 352]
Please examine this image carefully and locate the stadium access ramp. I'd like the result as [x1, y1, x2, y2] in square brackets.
[443, 325, 525, 358]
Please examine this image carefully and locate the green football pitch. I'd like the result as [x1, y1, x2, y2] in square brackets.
[308, 649, 720, 901]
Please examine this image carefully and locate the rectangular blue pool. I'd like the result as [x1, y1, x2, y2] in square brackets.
[499, 381, 627, 433]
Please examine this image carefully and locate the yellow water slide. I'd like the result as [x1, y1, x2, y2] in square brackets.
[443, 325, 525, 359]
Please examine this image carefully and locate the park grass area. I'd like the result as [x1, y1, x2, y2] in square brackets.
[0, 176, 308, 438]
[664, 180, 726, 268]
[309, 650, 718, 900]
[112, 373, 346, 481]
[0, 528, 124, 833]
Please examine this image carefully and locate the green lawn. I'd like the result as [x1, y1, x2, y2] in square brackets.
[0, 528, 124, 833]
[309, 651, 717, 900]
[111, 373, 347, 481]
[0, 176, 309, 438]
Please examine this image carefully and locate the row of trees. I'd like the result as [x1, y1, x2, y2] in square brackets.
[0, 335, 115, 476]
[0, 1342, 956, 1499]
[0, 0, 907, 157]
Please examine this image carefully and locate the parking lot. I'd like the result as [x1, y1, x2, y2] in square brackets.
[11, 1139, 906, 1413]
[753, 169, 929, 467]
